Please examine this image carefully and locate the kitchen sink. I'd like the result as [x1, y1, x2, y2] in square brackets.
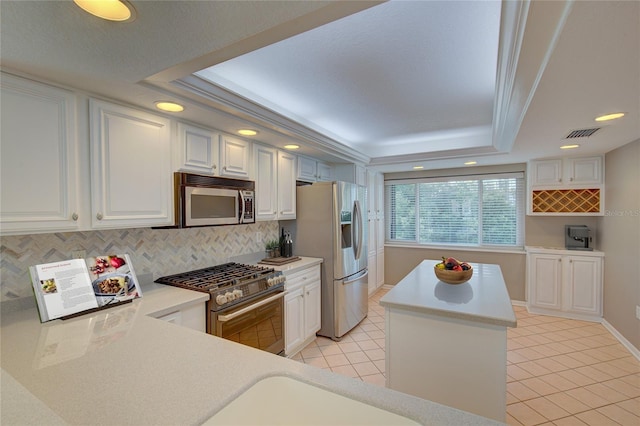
[202, 375, 420, 425]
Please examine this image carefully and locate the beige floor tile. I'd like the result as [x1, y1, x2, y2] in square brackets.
[356, 339, 378, 351]
[619, 373, 640, 387]
[360, 373, 386, 387]
[592, 361, 634, 379]
[508, 401, 548, 426]
[372, 359, 385, 374]
[609, 357, 640, 374]
[508, 364, 535, 381]
[324, 353, 350, 367]
[583, 383, 629, 404]
[300, 345, 323, 359]
[314, 336, 335, 346]
[556, 369, 597, 387]
[373, 338, 385, 348]
[520, 377, 561, 396]
[514, 347, 548, 361]
[561, 340, 592, 352]
[365, 329, 385, 339]
[507, 381, 541, 402]
[536, 357, 571, 373]
[544, 392, 590, 415]
[575, 409, 621, 426]
[537, 373, 579, 392]
[345, 350, 369, 364]
[616, 398, 640, 416]
[506, 412, 524, 426]
[551, 415, 589, 425]
[507, 391, 520, 405]
[550, 354, 586, 369]
[565, 387, 610, 409]
[350, 331, 373, 342]
[596, 404, 640, 425]
[601, 377, 640, 399]
[574, 365, 614, 382]
[304, 356, 329, 369]
[336, 341, 361, 353]
[525, 397, 571, 421]
[319, 344, 343, 357]
[365, 348, 385, 361]
[519, 360, 554, 376]
[330, 364, 359, 378]
[509, 350, 532, 364]
[352, 361, 380, 377]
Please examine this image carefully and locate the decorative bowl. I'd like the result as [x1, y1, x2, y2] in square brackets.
[434, 265, 473, 285]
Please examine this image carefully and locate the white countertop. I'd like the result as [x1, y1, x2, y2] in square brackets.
[525, 246, 605, 256]
[1, 265, 502, 426]
[380, 260, 517, 328]
[261, 256, 323, 274]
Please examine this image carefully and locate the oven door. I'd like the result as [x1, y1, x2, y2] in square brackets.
[185, 186, 239, 226]
[212, 291, 285, 355]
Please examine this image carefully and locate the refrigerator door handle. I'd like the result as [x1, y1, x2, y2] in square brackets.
[343, 269, 368, 285]
[352, 200, 363, 261]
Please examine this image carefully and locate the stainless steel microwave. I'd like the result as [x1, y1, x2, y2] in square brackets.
[174, 173, 255, 227]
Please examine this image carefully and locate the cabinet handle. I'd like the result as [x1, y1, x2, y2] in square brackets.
[213, 164, 217, 170]
[96, 212, 103, 220]
[72, 212, 78, 221]
[569, 177, 574, 182]
[558, 178, 562, 182]
[273, 211, 277, 215]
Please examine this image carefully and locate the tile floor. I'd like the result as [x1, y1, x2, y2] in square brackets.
[291, 287, 640, 425]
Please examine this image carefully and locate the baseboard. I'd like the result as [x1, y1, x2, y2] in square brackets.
[601, 319, 640, 361]
[511, 300, 526, 307]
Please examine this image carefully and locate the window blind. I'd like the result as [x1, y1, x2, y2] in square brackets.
[385, 173, 525, 247]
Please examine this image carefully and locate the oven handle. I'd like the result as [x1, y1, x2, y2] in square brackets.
[217, 291, 285, 322]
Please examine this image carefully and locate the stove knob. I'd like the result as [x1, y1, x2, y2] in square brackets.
[225, 291, 235, 301]
[267, 278, 274, 287]
[216, 294, 228, 305]
[233, 289, 243, 298]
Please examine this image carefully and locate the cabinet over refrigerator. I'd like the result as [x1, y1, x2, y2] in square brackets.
[294, 181, 368, 340]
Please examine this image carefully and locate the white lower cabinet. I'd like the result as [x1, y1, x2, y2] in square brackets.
[284, 265, 321, 357]
[526, 248, 603, 320]
[155, 303, 206, 332]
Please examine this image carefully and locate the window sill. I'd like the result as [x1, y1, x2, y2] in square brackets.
[383, 242, 526, 255]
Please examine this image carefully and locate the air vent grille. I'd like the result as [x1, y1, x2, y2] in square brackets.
[565, 128, 601, 139]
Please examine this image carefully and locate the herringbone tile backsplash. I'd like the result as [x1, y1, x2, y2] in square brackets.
[0, 222, 279, 302]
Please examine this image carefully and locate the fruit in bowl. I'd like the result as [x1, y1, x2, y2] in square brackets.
[434, 257, 473, 284]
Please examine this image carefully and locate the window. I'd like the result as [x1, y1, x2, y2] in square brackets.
[385, 173, 524, 247]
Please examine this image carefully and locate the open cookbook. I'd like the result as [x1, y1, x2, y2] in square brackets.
[30, 254, 142, 322]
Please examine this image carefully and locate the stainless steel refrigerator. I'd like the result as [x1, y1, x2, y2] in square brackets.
[294, 181, 368, 340]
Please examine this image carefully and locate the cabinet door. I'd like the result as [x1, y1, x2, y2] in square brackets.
[177, 122, 219, 175]
[531, 159, 563, 186]
[220, 135, 251, 179]
[528, 254, 562, 310]
[285, 287, 304, 356]
[277, 150, 297, 220]
[368, 253, 377, 295]
[317, 162, 333, 181]
[565, 256, 602, 316]
[297, 156, 317, 182]
[376, 248, 385, 287]
[0, 73, 80, 234]
[90, 99, 172, 228]
[254, 144, 278, 221]
[303, 280, 321, 337]
[375, 173, 385, 251]
[565, 157, 602, 185]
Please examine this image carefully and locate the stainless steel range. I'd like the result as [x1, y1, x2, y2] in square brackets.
[155, 262, 286, 355]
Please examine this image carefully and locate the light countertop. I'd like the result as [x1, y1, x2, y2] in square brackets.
[1, 263, 502, 426]
[380, 259, 517, 328]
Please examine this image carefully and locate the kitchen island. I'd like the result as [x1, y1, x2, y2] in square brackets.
[380, 259, 517, 422]
[1, 274, 503, 426]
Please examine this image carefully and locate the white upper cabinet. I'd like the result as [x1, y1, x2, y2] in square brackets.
[90, 99, 173, 229]
[253, 145, 296, 221]
[529, 156, 603, 188]
[176, 122, 219, 175]
[333, 164, 367, 186]
[0, 73, 80, 235]
[220, 135, 251, 179]
[297, 155, 333, 182]
[277, 150, 297, 220]
[254, 144, 278, 221]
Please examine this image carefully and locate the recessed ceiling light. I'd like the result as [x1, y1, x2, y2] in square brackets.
[560, 144, 580, 149]
[413, 166, 424, 170]
[155, 101, 184, 112]
[595, 112, 625, 122]
[464, 161, 477, 166]
[283, 144, 299, 150]
[237, 129, 258, 136]
[73, 0, 136, 22]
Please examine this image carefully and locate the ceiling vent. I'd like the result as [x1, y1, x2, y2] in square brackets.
[564, 128, 601, 139]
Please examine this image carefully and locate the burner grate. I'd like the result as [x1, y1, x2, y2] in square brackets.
[155, 262, 274, 292]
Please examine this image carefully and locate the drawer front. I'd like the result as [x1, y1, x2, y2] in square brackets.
[285, 266, 321, 290]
